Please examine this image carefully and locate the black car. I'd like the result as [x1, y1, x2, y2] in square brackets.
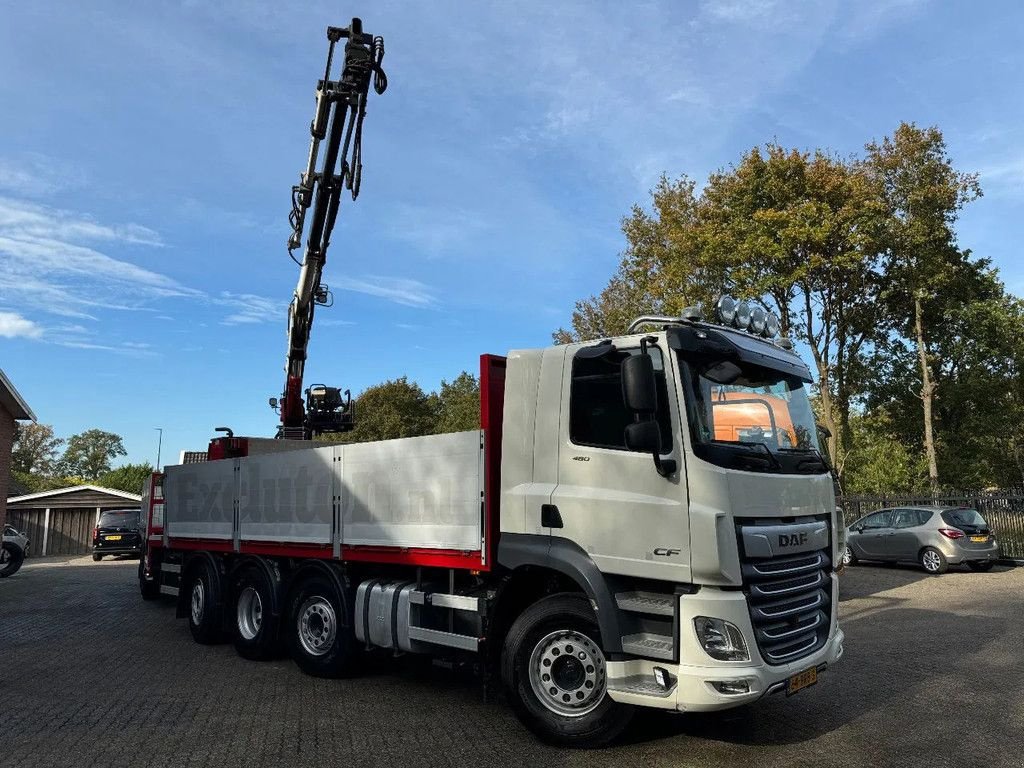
[92, 509, 143, 560]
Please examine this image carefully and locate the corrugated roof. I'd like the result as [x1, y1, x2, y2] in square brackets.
[0, 368, 35, 420]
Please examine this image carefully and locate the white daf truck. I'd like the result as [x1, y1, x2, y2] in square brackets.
[139, 300, 845, 747]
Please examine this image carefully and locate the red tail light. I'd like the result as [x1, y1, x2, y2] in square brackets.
[939, 527, 964, 539]
[92, 526, 99, 542]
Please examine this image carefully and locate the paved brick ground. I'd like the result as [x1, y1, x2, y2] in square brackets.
[1, 556, 1021, 768]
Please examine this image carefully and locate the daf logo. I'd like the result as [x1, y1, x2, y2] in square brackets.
[779, 532, 809, 548]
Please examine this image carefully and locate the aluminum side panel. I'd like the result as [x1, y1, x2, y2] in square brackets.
[238, 446, 334, 543]
[163, 460, 235, 540]
[340, 431, 482, 550]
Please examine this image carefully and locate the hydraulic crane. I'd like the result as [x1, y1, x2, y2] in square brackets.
[273, 18, 387, 440]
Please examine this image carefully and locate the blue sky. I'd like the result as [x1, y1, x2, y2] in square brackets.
[2, 0, 1023, 467]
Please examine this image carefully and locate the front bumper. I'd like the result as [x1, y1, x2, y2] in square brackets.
[607, 585, 844, 712]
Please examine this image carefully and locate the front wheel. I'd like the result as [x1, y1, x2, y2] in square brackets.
[841, 546, 857, 567]
[501, 593, 633, 748]
[0, 542, 25, 578]
[920, 547, 948, 574]
[967, 561, 994, 572]
[187, 560, 224, 644]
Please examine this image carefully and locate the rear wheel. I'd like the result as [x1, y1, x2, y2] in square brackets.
[968, 561, 994, 572]
[187, 560, 224, 644]
[501, 593, 633, 748]
[231, 565, 281, 661]
[93, 553, 103, 562]
[920, 547, 948, 574]
[286, 574, 357, 678]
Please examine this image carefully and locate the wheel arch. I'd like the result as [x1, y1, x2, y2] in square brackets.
[496, 534, 622, 655]
[284, 558, 352, 627]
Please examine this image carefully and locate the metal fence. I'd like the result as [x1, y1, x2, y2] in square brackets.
[838, 490, 1024, 561]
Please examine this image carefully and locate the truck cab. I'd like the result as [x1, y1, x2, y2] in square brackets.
[498, 309, 844, 716]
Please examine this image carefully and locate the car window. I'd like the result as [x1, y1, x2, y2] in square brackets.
[860, 510, 893, 529]
[892, 509, 920, 529]
[915, 510, 934, 526]
[98, 511, 140, 528]
[940, 508, 988, 531]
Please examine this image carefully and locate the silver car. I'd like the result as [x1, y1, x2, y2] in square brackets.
[2, 523, 30, 578]
[842, 506, 999, 574]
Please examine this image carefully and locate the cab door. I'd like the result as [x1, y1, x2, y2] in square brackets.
[548, 342, 689, 583]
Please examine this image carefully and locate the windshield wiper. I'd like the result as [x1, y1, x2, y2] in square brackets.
[719, 440, 783, 470]
[778, 446, 830, 472]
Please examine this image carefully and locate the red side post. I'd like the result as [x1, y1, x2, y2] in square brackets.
[480, 354, 506, 571]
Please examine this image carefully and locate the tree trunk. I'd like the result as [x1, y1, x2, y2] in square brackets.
[914, 292, 940, 491]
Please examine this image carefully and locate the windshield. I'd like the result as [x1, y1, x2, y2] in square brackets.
[99, 511, 140, 529]
[680, 354, 826, 474]
[940, 508, 988, 531]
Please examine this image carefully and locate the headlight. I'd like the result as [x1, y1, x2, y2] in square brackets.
[764, 311, 780, 338]
[694, 617, 749, 661]
[749, 306, 767, 335]
[734, 301, 752, 330]
[715, 295, 737, 325]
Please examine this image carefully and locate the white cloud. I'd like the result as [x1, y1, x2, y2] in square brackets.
[0, 153, 87, 197]
[340, 276, 436, 308]
[218, 292, 283, 325]
[0, 310, 42, 339]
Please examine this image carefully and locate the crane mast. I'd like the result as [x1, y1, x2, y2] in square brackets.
[276, 18, 387, 440]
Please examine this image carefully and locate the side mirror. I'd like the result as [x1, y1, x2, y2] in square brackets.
[622, 354, 657, 413]
[625, 421, 661, 453]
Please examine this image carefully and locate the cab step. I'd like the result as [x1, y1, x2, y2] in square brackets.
[608, 674, 676, 698]
[621, 632, 675, 661]
[615, 590, 675, 616]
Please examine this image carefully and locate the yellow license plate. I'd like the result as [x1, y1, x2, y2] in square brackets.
[970, 535, 987, 542]
[787, 666, 817, 696]
[105, 535, 122, 541]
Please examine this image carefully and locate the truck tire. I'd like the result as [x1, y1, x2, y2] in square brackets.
[0, 542, 25, 578]
[231, 565, 281, 661]
[187, 559, 224, 644]
[501, 593, 634, 748]
[138, 557, 160, 601]
[286, 574, 357, 678]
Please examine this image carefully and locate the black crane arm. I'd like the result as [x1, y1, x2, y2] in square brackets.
[277, 19, 387, 439]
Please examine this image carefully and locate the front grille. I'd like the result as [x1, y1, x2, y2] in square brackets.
[738, 521, 833, 666]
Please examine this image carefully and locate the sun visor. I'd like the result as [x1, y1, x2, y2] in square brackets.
[668, 326, 813, 383]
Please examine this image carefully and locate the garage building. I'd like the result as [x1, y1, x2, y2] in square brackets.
[6, 485, 142, 557]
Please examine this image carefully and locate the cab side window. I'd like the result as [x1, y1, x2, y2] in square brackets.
[861, 510, 893, 529]
[570, 347, 672, 452]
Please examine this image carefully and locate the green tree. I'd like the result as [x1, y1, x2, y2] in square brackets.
[864, 123, 982, 491]
[336, 377, 437, 443]
[97, 463, 154, 495]
[58, 429, 127, 480]
[842, 410, 928, 494]
[435, 372, 480, 433]
[11, 422, 64, 475]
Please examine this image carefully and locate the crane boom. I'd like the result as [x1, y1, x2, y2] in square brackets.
[277, 19, 387, 440]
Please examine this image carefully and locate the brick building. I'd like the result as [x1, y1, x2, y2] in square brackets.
[1, 368, 36, 531]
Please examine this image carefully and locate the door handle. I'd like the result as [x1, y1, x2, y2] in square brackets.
[541, 504, 563, 529]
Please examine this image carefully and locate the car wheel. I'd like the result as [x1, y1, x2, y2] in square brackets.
[231, 565, 281, 661]
[187, 560, 224, 644]
[0, 542, 25, 578]
[93, 553, 103, 562]
[841, 546, 857, 566]
[920, 547, 948, 575]
[967, 561, 994, 572]
[286, 574, 358, 678]
[501, 593, 634, 748]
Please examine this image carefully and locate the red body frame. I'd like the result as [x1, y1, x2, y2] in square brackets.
[149, 354, 508, 572]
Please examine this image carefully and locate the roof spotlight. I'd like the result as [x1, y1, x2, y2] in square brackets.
[749, 306, 767, 335]
[715, 295, 737, 325]
[734, 301, 752, 330]
[764, 312, 780, 338]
